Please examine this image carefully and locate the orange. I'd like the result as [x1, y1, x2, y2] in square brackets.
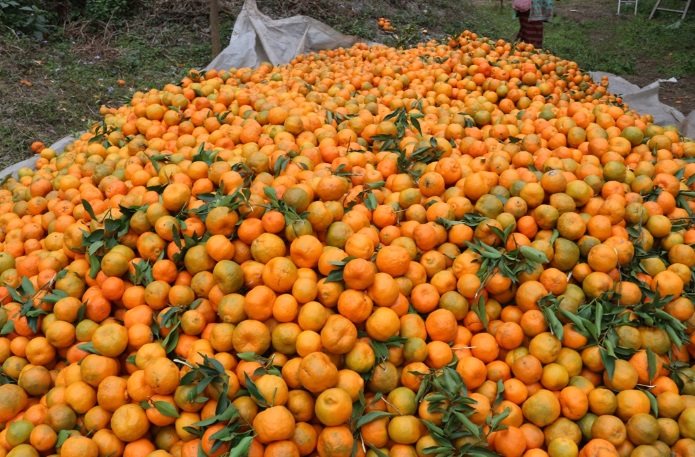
[316, 426, 354, 457]
[495, 426, 527, 457]
[365, 307, 400, 342]
[262, 257, 299, 293]
[253, 406, 296, 443]
[513, 354, 543, 385]
[375, 245, 411, 276]
[615, 390, 651, 422]
[298, 352, 338, 394]
[255, 374, 289, 406]
[456, 356, 488, 390]
[388, 415, 422, 444]
[60, 436, 99, 457]
[111, 404, 149, 442]
[337, 289, 373, 323]
[143, 357, 180, 395]
[341, 258, 376, 290]
[314, 387, 353, 426]
[290, 235, 324, 269]
[232, 319, 271, 355]
[321, 314, 358, 354]
[522, 389, 561, 427]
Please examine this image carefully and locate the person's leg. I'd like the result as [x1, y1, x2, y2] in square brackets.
[516, 11, 531, 43]
[525, 20, 544, 48]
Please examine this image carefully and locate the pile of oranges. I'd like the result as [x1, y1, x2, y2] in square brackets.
[377, 18, 394, 32]
[2, 29, 695, 457]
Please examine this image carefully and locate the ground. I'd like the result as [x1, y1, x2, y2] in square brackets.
[0, 0, 693, 170]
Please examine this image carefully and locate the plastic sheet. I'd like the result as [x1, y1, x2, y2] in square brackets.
[206, 0, 379, 71]
[0, 136, 76, 180]
[589, 71, 693, 137]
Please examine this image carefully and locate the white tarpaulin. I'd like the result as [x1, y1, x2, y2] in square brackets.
[0, 135, 75, 180]
[589, 71, 693, 137]
[206, 0, 378, 71]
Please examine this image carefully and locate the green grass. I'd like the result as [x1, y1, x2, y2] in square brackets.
[1, 0, 694, 169]
[546, 17, 639, 75]
[546, 0, 695, 76]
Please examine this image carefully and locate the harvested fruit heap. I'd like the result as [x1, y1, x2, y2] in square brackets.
[2, 29, 695, 457]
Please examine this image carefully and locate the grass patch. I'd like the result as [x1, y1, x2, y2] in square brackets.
[546, 17, 638, 75]
[547, 0, 695, 76]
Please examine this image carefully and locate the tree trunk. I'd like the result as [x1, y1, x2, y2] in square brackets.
[210, 0, 221, 60]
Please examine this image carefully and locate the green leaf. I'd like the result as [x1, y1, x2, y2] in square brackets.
[77, 301, 87, 322]
[600, 347, 616, 380]
[180, 370, 197, 387]
[325, 268, 345, 283]
[41, 290, 69, 305]
[646, 347, 658, 384]
[263, 186, 278, 201]
[237, 352, 261, 362]
[584, 320, 599, 342]
[473, 295, 488, 330]
[453, 410, 481, 438]
[182, 425, 203, 438]
[367, 180, 386, 189]
[549, 229, 560, 245]
[77, 342, 101, 355]
[355, 411, 393, 428]
[192, 414, 222, 428]
[538, 296, 564, 340]
[0, 319, 15, 336]
[487, 225, 508, 244]
[162, 324, 180, 354]
[519, 245, 549, 264]
[216, 403, 240, 422]
[664, 323, 685, 348]
[82, 199, 98, 221]
[669, 365, 686, 392]
[6, 286, 22, 303]
[88, 255, 101, 279]
[644, 389, 659, 416]
[273, 155, 291, 177]
[229, 436, 255, 457]
[21, 276, 35, 296]
[603, 338, 617, 358]
[420, 418, 446, 437]
[468, 446, 505, 457]
[676, 194, 695, 219]
[56, 430, 72, 447]
[153, 401, 180, 418]
[489, 406, 511, 430]
[88, 240, 104, 256]
[560, 309, 588, 334]
[494, 380, 505, 406]
[244, 373, 267, 405]
[210, 427, 232, 444]
[365, 193, 378, 211]
[595, 303, 604, 338]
